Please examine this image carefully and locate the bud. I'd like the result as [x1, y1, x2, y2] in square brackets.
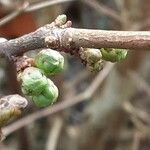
[86, 60, 104, 72]
[100, 48, 128, 62]
[32, 95, 51, 108]
[79, 48, 102, 64]
[44, 79, 58, 103]
[19, 67, 48, 95]
[35, 49, 64, 75]
[55, 14, 67, 26]
[31, 79, 58, 107]
[0, 94, 28, 127]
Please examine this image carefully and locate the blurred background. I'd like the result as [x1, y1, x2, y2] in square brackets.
[0, 0, 150, 150]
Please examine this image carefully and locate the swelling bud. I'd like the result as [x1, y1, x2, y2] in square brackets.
[100, 48, 128, 62]
[35, 49, 64, 75]
[19, 67, 48, 95]
[32, 79, 58, 107]
[80, 48, 102, 64]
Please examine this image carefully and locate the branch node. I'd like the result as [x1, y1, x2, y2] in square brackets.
[45, 36, 58, 48]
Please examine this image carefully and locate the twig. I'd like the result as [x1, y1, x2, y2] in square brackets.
[0, 2, 29, 26]
[131, 131, 141, 150]
[65, 69, 90, 89]
[128, 71, 150, 98]
[123, 101, 150, 137]
[46, 117, 63, 150]
[123, 101, 150, 126]
[2, 63, 114, 136]
[26, 0, 75, 12]
[0, 0, 74, 27]
[130, 116, 150, 137]
[131, 19, 150, 31]
[120, 0, 130, 30]
[81, 0, 123, 23]
[0, 15, 149, 57]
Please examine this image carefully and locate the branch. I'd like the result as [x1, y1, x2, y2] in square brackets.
[0, 15, 149, 58]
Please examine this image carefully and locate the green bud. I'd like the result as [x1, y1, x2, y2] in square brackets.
[35, 49, 64, 75]
[55, 14, 67, 26]
[19, 67, 48, 95]
[100, 48, 128, 62]
[32, 95, 51, 108]
[44, 79, 58, 103]
[31, 79, 58, 107]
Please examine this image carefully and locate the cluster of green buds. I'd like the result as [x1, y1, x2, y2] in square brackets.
[18, 49, 64, 107]
[79, 47, 128, 72]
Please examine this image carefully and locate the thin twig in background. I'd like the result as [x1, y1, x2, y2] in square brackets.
[2, 63, 114, 137]
[81, 0, 123, 24]
[128, 71, 150, 126]
[119, 0, 130, 30]
[131, 131, 141, 150]
[123, 71, 150, 140]
[123, 102, 150, 137]
[0, 2, 29, 26]
[46, 117, 63, 150]
[65, 69, 91, 89]
[0, 0, 75, 27]
[26, 0, 75, 12]
[0, 0, 122, 27]
[131, 116, 150, 137]
[136, 19, 150, 30]
[131, 19, 150, 31]
[123, 101, 150, 126]
[128, 71, 150, 98]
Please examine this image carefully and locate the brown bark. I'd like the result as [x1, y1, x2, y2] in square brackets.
[0, 16, 149, 57]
